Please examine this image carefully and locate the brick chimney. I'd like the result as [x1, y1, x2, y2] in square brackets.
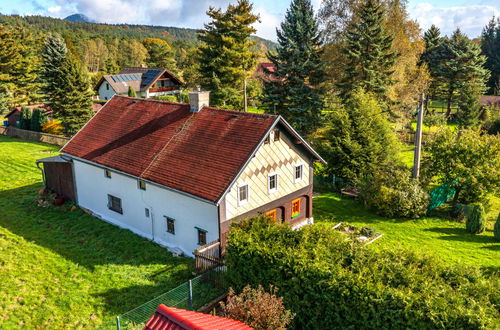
[189, 91, 210, 113]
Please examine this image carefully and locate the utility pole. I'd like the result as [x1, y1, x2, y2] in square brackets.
[413, 92, 425, 179]
[243, 78, 248, 112]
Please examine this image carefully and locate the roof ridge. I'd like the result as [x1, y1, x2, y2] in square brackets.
[114, 95, 188, 106]
[202, 106, 276, 118]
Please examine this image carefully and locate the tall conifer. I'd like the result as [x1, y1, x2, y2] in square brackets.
[481, 17, 500, 95]
[261, 0, 325, 136]
[337, 0, 398, 101]
[40, 33, 68, 109]
[198, 0, 259, 107]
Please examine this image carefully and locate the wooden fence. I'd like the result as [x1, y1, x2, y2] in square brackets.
[193, 239, 223, 274]
[0, 126, 70, 146]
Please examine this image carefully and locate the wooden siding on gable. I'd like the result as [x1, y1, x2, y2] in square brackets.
[224, 126, 312, 221]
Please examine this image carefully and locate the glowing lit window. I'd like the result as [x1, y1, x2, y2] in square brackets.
[265, 209, 277, 222]
[292, 198, 300, 218]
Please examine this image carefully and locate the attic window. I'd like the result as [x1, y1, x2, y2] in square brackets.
[138, 180, 146, 190]
[268, 173, 278, 194]
[238, 183, 249, 206]
[106, 83, 109, 90]
[274, 129, 280, 141]
[104, 169, 112, 178]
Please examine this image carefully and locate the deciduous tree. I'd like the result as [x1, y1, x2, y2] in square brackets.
[143, 38, 177, 71]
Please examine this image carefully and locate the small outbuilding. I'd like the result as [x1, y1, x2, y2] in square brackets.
[36, 155, 76, 201]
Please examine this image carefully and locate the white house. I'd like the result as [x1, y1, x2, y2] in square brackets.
[95, 67, 183, 100]
[58, 93, 325, 256]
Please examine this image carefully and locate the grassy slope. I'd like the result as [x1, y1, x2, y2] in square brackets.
[0, 136, 194, 328]
[314, 193, 499, 270]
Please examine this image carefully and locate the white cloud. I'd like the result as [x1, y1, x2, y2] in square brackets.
[253, 6, 282, 41]
[47, 6, 62, 14]
[410, 3, 500, 37]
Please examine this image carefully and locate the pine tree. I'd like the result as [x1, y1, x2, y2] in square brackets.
[40, 33, 68, 109]
[436, 30, 489, 117]
[55, 55, 93, 135]
[0, 25, 40, 107]
[143, 38, 177, 72]
[481, 17, 500, 95]
[128, 86, 136, 97]
[337, 0, 398, 101]
[261, 0, 326, 136]
[18, 106, 31, 130]
[198, 0, 259, 107]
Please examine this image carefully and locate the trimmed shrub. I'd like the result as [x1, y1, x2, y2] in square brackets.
[494, 213, 500, 241]
[127, 86, 136, 97]
[360, 226, 375, 237]
[154, 95, 177, 102]
[226, 218, 500, 329]
[465, 203, 486, 234]
[220, 285, 294, 330]
[358, 165, 429, 218]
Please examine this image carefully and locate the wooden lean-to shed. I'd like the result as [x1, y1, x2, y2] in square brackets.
[36, 155, 76, 201]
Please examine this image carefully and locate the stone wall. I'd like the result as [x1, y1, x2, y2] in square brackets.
[0, 126, 70, 146]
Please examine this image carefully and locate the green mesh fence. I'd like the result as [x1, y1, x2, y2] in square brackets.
[116, 266, 226, 329]
[428, 180, 457, 211]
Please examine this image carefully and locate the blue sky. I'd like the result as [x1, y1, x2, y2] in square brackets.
[0, 0, 498, 40]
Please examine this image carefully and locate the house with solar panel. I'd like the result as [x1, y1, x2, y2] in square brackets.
[95, 67, 182, 100]
[39, 92, 325, 256]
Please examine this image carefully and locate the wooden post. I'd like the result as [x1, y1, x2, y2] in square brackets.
[243, 78, 248, 112]
[413, 93, 425, 179]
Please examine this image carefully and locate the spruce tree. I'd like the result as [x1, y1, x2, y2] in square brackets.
[31, 108, 43, 132]
[261, 0, 325, 136]
[481, 17, 500, 95]
[420, 25, 444, 110]
[198, 0, 259, 107]
[55, 55, 93, 135]
[456, 81, 483, 128]
[40, 33, 68, 109]
[337, 0, 398, 101]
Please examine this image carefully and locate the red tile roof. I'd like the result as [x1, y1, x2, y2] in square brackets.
[144, 305, 252, 330]
[61, 96, 277, 202]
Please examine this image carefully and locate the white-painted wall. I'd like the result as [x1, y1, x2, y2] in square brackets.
[71, 159, 219, 256]
[97, 82, 117, 100]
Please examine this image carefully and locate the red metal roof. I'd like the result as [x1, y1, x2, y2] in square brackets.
[144, 305, 252, 330]
[61, 96, 277, 202]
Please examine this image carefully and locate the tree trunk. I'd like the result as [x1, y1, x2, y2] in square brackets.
[445, 91, 453, 118]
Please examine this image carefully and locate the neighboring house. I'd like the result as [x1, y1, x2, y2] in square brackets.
[54, 92, 324, 256]
[255, 62, 282, 82]
[480, 95, 500, 109]
[95, 67, 183, 100]
[4, 104, 51, 127]
[144, 305, 252, 330]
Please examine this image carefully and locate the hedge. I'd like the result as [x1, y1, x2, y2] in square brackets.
[225, 219, 500, 329]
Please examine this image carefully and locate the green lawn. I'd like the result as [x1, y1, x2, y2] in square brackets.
[314, 193, 499, 270]
[0, 135, 194, 328]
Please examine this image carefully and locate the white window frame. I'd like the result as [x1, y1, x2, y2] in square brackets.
[237, 182, 249, 206]
[268, 172, 278, 194]
[294, 163, 304, 183]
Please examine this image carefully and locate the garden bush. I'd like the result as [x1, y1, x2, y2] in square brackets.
[41, 120, 64, 135]
[465, 203, 486, 234]
[226, 218, 499, 329]
[220, 285, 294, 330]
[494, 213, 500, 241]
[154, 95, 178, 102]
[358, 165, 429, 218]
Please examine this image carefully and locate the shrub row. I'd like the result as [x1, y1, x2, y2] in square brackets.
[226, 218, 499, 329]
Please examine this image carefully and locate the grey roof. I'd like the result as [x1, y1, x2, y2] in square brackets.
[36, 155, 68, 163]
[96, 67, 182, 94]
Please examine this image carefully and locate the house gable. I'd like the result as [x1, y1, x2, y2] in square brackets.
[223, 123, 315, 221]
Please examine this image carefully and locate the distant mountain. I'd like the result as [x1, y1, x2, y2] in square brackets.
[64, 14, 95, 23]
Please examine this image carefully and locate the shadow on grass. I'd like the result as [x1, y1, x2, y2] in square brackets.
[424, 227, 499, 244]
[0, 183, 194, 271]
